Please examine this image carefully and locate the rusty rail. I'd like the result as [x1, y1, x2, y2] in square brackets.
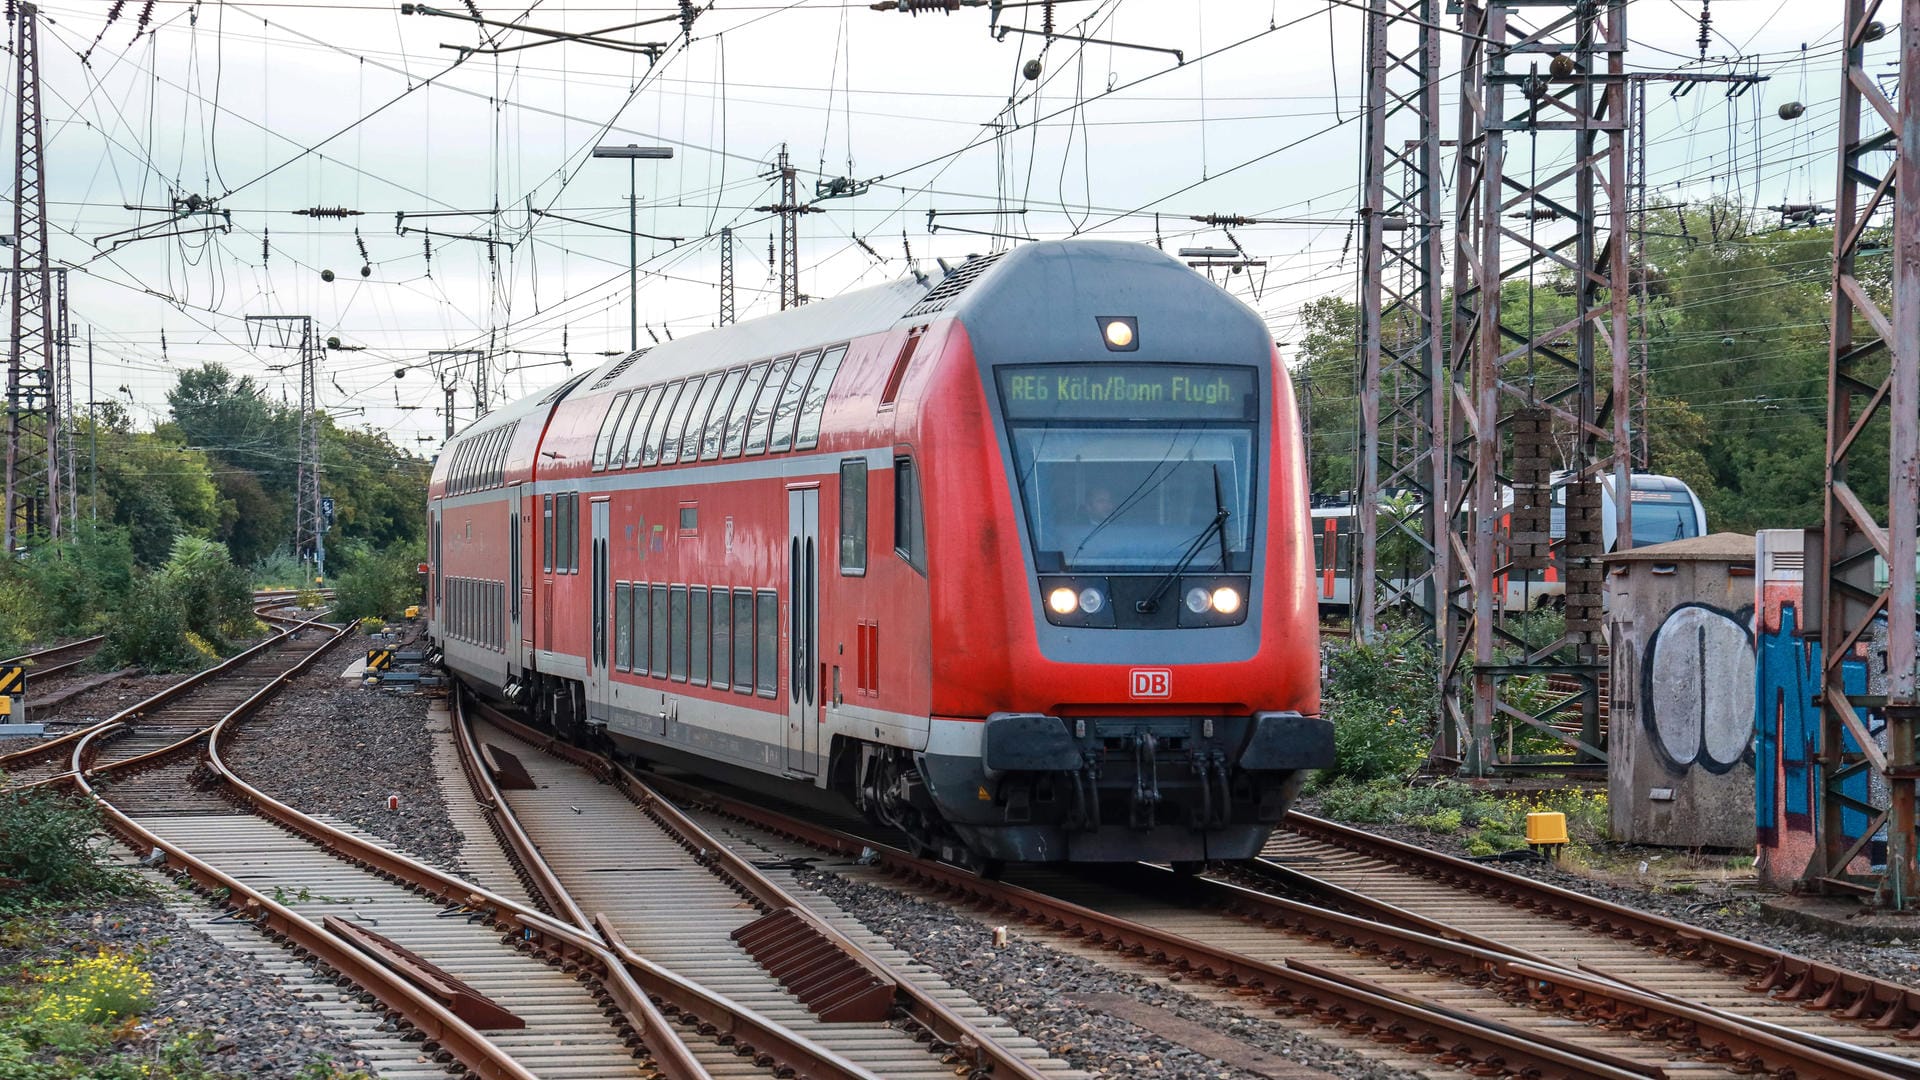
[1279, 811, 1920, 1034]
[468, 700, 1054, 1080]
[579, 754, 1693, 1079]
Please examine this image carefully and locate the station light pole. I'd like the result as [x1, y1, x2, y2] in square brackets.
[591, 144, 673, 353]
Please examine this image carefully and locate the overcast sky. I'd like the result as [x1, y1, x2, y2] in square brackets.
[3, 0, 1870, 451]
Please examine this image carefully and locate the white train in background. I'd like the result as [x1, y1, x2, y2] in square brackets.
[1312, 471, 1709, 614]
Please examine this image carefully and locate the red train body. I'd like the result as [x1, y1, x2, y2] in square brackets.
[428, 240, 1328, 867]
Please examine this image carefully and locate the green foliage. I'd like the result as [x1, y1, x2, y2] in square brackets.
[1315, 778, 1609, 856]
[329, 542, 424, 625]
[0, 528, 138, 655]
[1319, 627, 1439, 783]
[95, 577, 198, 672]
[159, 537, 255, 653]
[0, 786, 143, 906]
[250, 547, 306, 589]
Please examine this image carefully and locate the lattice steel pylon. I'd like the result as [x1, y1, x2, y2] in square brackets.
[719, 226, 736, 325]
[53, 273, 74, 537]
[246, 316, 323, 577]
[1355, 0, 1448, 641]
[1808, 0, 1920, 909]
[6, 2, 59, 550]
[756, 146, 820, 309]
[1442, 1, 1633, 774]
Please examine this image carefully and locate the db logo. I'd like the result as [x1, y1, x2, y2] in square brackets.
[1129, 668, 1172, 699]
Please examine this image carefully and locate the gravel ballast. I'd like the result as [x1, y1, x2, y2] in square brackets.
[0, 898, 372, 1077]
[797, 868, 1418, 1080]
[223, 628, 463, 873]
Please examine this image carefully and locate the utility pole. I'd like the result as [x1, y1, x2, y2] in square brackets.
[54, 274, 73, 537]
[431, 349, 487, 438]
[246, 315, 324, 579]
[86, 326, 94, 523]
[590, 144, 673, 353]
[1444, 1, 1630, 774]
[6, 3, 58, 550]
[1809, 0, 1920, 910]
[719, 227, 736, 325]
[1354, 0, 1447, 643]
[757, 146, 822, 309]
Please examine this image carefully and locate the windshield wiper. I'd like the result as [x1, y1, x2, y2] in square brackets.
[1137, 465, 1231, 614]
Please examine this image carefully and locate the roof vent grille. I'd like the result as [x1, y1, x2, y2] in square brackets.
[591, 348, 652, 390]
[904, 252, 1006, 317]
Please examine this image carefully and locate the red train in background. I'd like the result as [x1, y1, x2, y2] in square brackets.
[427, 239, 1329, 870]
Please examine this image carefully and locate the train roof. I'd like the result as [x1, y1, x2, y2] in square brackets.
[591, 276, 932, 396]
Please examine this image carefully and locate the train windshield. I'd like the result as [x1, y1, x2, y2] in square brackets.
[997, 364, 1258, 573]
[1629, 491, 1699, 546]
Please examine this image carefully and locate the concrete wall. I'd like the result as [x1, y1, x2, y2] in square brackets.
[1606, 542, 1756, 848]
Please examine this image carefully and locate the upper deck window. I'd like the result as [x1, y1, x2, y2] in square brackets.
[770, 350, 821, 453]
[593, 391, 633, 470]
[613, 386, 659, 468]
[701, 369, 746, 460]
[724, 362, 770, 458]
[642, 381, 684, 467]
[676, 373, 725, 463]
[746, 355, 794, 455]
[796, 345, 849, 450]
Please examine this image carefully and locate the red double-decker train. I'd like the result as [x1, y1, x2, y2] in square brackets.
[427, 239, 1327, 870]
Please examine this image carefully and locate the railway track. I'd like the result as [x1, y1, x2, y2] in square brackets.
[459, 696, 1078, 1080]
[1250, 814, 1920, 1067]
[617, 760, 1920, 1079]
[68, 618, 712, 1080]
[0, 597, 326, 788]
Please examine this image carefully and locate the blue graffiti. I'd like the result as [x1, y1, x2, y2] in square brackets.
[1755, 602, 1874, 845]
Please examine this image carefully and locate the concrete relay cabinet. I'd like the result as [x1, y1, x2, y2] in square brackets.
[1604, 533, 1757, 848]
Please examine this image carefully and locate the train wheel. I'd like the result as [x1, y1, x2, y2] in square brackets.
[1171, 860, 1206, 878]
[975, 858, 1005, 881]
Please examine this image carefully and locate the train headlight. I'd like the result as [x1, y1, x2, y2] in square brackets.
[1104, 319, 1134, 349]
[1048, 587, 1079, 615]
[1078, 587, 1105, 614]
[1210, 586, 1242, 615]
[1185, 586, 1212, 615]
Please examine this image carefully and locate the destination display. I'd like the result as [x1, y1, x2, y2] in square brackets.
[998, 364, 1258, 422]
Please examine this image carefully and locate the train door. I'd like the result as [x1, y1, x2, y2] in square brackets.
[589, 497, 611, 726]
[785, 486, 820, 774]
[507, 488, 522, 669]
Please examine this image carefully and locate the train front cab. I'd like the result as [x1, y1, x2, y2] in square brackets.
[883, 241, 1329, 866]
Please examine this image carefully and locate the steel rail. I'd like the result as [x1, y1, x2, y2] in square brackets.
[449, 693, 889, 1080]
[1278, 811, 1920, 1032]
[69, 622, 546, 1080]
[191, 689, 718, 1080]
[471, 701, 1055, 1080]
[1227, 852, 1920, 1079]
[545, 743, 1665, 1080]
[0, 605, 338, 787]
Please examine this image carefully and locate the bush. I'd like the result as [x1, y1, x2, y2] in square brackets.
[94, 577, 198, 672]
[0, 527, 137, 655]
[159, 537, 255, 652]
[0, 785, 142, 905]
[330, 543, 423, 625]
[1320, 628, 1439, 783]
[251, 546, 306, 589]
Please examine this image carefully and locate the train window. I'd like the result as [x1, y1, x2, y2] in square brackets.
[662, 379, 707, 466]
[690, 587, 709, 686]
[894, 456, 926, 573]
[746, 355, 794, 455]
[840, 460, 867, 575]
[795, 345, 848, 450]
[710, 588, 731, 691]
[632, 581, 650, 674]
[615, 386, 660, 468]
[642, 381, 685, 467]
[594, 392, 632, 471]
[770, 350, 821, 453]
[543, 494, 554, 573]
[560, 494, 575, 574]
[669, 586, 689, 681]
[755, 589, 778, 697]
[724, 363, 769, 458]
[701, 369, 746, 460]
[880, 330, 921, 406]
[677, 373, 724, 463]
[650, 585, 669, 680]
[732, 590, 754, 692]
[615, 583, 632, 671]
